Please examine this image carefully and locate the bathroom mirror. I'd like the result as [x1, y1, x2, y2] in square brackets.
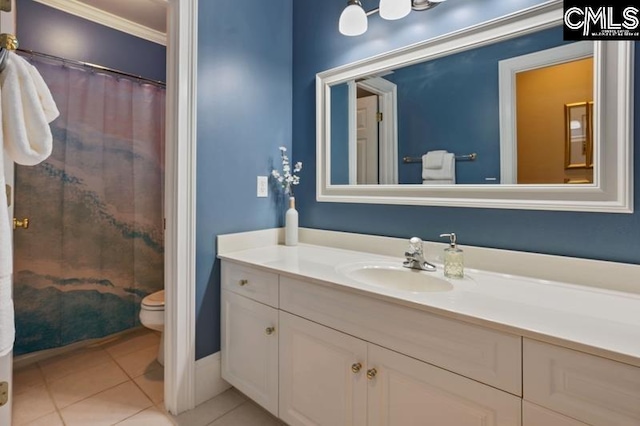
[316, 1, 633, 212]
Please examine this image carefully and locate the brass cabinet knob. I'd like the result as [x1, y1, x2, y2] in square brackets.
[351, 363, 362, 374]
[366, 368, 377, 380]
[13, 218, 29, 229]
[265, 327, 275, 336]
[239, 279, 248, 286]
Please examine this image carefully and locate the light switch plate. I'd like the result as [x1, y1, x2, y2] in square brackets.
[257, 176, 268, 197]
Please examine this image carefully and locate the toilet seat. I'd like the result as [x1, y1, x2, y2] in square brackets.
[141, 290, 165, 311]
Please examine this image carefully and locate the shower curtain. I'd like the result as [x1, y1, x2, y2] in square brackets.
[12, 55, 165, 355]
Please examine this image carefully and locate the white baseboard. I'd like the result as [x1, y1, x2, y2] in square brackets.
[13, 327, 147, 370]
[195, 352, 231, 406]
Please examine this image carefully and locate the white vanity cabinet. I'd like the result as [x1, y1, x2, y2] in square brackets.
[220, 260, 640, 426]
[366, 342, 521, 426]
[523, 339, 640, 426]
[220, 263, 280, 416]
[279, 311, 368, 426]
[221, 261, 522, 425]
[279, 311, 521, 426]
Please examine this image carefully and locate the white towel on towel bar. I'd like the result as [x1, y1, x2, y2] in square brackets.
[422, 150, 446, 169]
[0, 51, 59, 356]
[422, 151, 455, 184]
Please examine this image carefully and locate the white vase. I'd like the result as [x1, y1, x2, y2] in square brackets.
[285, 196, 298, 246]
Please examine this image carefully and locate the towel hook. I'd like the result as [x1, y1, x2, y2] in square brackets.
[0, 33, 18, 72]
[0, 33, 18, 50]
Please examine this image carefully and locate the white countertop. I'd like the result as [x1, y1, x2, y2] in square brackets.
[218, 243, 640, 367]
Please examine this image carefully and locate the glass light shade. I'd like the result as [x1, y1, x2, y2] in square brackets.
[339, 3, 368, 36]
[429, 0, 448, 2]
[379, 0, 412, 20]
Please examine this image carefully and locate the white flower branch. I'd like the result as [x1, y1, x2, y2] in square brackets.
[272, 146, 302, 196]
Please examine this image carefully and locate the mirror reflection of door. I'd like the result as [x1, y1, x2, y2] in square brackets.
[350, 77, 398, 185]
[515, 57, 594, 184]
[356, 91, 379, 184]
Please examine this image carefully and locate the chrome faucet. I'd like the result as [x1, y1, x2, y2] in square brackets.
[403, 237, 436, 272]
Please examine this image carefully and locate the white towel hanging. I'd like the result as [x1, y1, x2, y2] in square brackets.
[422, 150, 455, 184]
[0, 51, 59, 356]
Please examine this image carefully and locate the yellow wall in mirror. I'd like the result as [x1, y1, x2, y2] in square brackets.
[516, 58, 593, 184]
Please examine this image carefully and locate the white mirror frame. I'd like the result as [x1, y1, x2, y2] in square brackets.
[316, 0, 634, 213]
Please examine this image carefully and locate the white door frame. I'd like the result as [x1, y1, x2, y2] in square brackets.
[164, 0, 198, 415]
[0, 3, 16, 425]
[347, 77, 398, 185]
[1, 0, 198, 418]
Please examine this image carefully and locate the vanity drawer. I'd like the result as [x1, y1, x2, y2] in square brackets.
[222, 262, 279, 308]
[280, 276, 522, 395]
[523, 339, 640, 426]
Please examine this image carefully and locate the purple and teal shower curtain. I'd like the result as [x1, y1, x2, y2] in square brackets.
[12, 55, 165, 355]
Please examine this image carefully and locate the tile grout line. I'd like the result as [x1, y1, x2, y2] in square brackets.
[102, 336, 158, 361]
[103, 334, 170, 425]
[44, 349, 131, 411]
[109, 404, 150, 426]
[100, 330, 161, 379]
[17, 331, 161, 426]
[37, 346, 112, 384]
[103, 335, 162, 382]
[204, 400, 251, 426]
[35, 362, 65, 426]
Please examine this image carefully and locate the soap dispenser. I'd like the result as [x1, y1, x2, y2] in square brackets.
[439, 233, 464, 278]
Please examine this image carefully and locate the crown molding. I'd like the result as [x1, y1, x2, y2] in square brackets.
[33, 0, 166, 46]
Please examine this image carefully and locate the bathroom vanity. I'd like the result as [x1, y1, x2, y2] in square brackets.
[218, 233, 640, 426]
[217, 0, 640, 423]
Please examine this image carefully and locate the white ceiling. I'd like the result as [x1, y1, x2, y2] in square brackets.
[75, 0, 167, 33]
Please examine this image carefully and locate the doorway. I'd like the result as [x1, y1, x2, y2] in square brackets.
[0, 0, 198, 419]
[348, 77, 399, 185]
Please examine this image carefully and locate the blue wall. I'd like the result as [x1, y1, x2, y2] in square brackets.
[389, 26, 569, 184]
[196, 0, 293, 359]
[331, 83, 350, 184]
[16, 0, 166, 81]
[292, 0, 640, 264]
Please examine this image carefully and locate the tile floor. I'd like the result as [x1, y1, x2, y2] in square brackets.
[12, 329, 281, 426]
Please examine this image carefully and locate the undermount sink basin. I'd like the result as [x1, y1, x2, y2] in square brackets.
[337, 262, 453, 293]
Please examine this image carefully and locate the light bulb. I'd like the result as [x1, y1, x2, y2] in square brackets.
[339, 1, 368, 36]
[379, 0, 411, 20]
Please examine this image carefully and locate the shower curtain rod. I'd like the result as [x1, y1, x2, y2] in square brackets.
[16, 48, 166, 88]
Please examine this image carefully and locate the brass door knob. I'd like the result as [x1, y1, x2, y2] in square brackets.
[366, 368, 377, 380]
[265, 327, 275, 336]
[239, 279, 248, 286]
[351, 363, 362, 374]
[13, 218, 29, 229]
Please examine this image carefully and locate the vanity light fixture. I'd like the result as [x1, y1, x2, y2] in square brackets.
[339, 0, 448, 36]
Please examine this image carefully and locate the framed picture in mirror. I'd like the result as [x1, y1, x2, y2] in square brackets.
[564, 101, 592, 170]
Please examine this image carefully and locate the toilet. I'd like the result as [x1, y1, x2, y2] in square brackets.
[139, 290, 165, 366]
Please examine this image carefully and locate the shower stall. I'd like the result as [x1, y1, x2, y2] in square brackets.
[11, 52, 166, 357]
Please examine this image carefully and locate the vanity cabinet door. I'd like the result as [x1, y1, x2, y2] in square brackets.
[523, 402, 589, 426]
[523, 339, 640, 426]
[279, 311, 367, 426]
[367, 344, 522, 426]
[221, 290, 279, 416]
